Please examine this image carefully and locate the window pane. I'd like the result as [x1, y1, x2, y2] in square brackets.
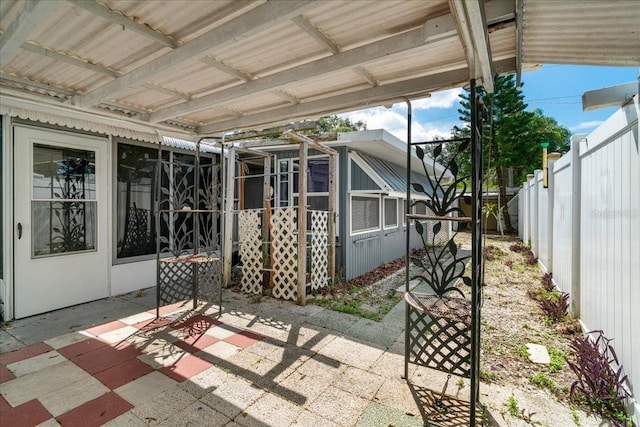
[32, 201, 96, 256]
[308, 158, 329, 192]
[384, 198, 397, 227]
[33, 144, 96, 200]
[116, 143, 157, 258]
[352, 196, 379, 232]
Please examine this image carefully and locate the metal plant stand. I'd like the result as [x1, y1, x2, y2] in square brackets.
[404, 80, 484, 426]
[156, 142, 223, 318]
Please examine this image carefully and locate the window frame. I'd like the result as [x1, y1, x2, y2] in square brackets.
[350, 193, 381, 235]
[383, 197, 398, 229]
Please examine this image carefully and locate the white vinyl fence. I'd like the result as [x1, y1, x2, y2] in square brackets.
[519, 95, 639, 422]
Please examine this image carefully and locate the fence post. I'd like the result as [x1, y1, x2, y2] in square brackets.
[525, 174, 533, 245]
[570, 136, 582, 317]
[546, 153, 562, 274]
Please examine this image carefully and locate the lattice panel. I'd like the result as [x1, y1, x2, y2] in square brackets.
[159, 261, 193, 305]
[270, 207, 297, 301]
[197, 259, 222, 302]
[310, 210, 328, 290]
[238, 210, 263, 295]
[407, 303, 471, 378]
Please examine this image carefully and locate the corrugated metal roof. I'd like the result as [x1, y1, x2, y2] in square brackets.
[0, 0, 637, 139]
[356, 151, 442, 197]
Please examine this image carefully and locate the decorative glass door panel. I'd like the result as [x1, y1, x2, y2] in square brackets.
[32, 144, 97, 257]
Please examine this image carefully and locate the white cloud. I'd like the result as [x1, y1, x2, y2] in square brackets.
[410, 88, 464, 110]
[570, 120, 603, 131]
[339, 106, 453, 142]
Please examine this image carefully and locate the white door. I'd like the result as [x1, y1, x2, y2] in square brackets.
[14, 126, 109, 318]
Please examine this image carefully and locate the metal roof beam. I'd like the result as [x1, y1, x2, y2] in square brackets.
[196, 57, 515, 134]
[72, 0, 316, 108]
[67, 0, 178, 48]
[199, 56, 253, 82]
[0, 0, 58, 66]
[149, 13, 460, 123]
[353, 66, 379, 87]
[292, 15, 341, 54]
[466, 0, 495, 92]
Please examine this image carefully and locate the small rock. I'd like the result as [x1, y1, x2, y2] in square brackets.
[526, 343, 550, 364]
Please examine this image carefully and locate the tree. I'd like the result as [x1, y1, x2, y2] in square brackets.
[453, 74, 570, 232]
[315, 115, 366, 133]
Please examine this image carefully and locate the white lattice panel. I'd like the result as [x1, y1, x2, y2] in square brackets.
[310, 211, 328, 290]
[238, 209, 263, 294]
[270, 207, 297, 301]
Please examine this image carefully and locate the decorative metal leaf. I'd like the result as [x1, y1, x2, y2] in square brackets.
[415, 146, 424, 160]
[448, 238, 458, 258]
[412, 183, 425, 193]
[415, 220, 424, 235]
[432, 222, 441, 236]
[433, 143, 442, 159]
[450, 160, 458, 177]
[462, 276, 472, 287]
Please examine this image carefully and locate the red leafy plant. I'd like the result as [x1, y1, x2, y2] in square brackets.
[541, 272, 554, 292]
[538, 291, 569, 323]
[567, 331, 633, 427]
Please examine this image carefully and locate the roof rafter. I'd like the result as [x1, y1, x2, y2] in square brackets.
[292, 14, 340, 54]
[67, 0, 178, 48]
[196, 57, 515, 134]
[353, 66, 379, 87]
[71, 0, 316, 108]
[199, 56, 253, 82]
[0, 0, 59, 66]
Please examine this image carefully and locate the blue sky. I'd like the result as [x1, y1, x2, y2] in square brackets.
[341, 65, 638, 142]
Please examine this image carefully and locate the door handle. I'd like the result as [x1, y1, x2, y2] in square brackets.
[17, 223, 22, 239]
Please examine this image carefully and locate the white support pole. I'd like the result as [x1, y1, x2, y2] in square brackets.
[297, 141, 308, 305]
[570, 137, 582, 317]
[327, 152, 337, 284]
[223, 145, 236, 287]
[546, 152, 561, 273]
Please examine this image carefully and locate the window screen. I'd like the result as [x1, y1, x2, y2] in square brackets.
[384, 198, 397, 228]
[352, 196, 380, 233]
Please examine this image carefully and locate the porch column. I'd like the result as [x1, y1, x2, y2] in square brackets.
[223, 145, 236, 287]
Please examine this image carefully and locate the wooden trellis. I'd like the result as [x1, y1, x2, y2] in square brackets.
[310, 210, 329, 291]
[270, 207, 298, 301]
[238, 209, 263, 295]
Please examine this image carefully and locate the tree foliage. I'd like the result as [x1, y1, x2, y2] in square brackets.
[452, 74, 570, 232]
[315, 115, 366, 133]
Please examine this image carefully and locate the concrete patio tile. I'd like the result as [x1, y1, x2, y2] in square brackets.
[0, 329, 24, 354]
[127, 334, 178, 356]
[56, 338, 107, 360]
[137, 343, 189, 369]
[373, 376, 422, 417]
[332, 366, 385, 400]
[317, 336, 385, 370]
[36, 418, 62, 427]
[264, 343, 314, 373]
[0, 398, 52, 427]
[198, 340, 241, 360]
[205, 324, 240, 340]
[159, 354, 214, 382]
[98, 325, 140, 344]
[0, 342, 53, 366]
[295, 353, 346, 383]
[355, 402, 424, 427]
[6, 350, 65, 377]
[85, 320, 128, 337]
[290, 409, 340, 427]
[102, 410, 147, 427]
[277, 371, 331, 408]
[242, 339, 283, 358]
[308, 385, 369, 426]
[174, 333, 219, 353]
[0, 360, 91, 407]
[114, 371, 178, 407]
[0, 365, 15, 384]
[158, 400, 231, 426]
[304, 309, 360, 333]
[177, 365, 230, 398]
[55, 391, 133, 427]
[39, 375, 109, 417]
[238, 392, 303, 427]
[130, 386, 197, 425]
[93, 357, 155, 390]
[224, 330, 264, 349]
[367, 350, 413, 379]
[346, 319, 402, 349]
[72, 342, 142, 374]
[44, 332, 90, 350]
[287, 325, 337, 353]
[119, 311, 156, 326]
[199, 375, 265, 420]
